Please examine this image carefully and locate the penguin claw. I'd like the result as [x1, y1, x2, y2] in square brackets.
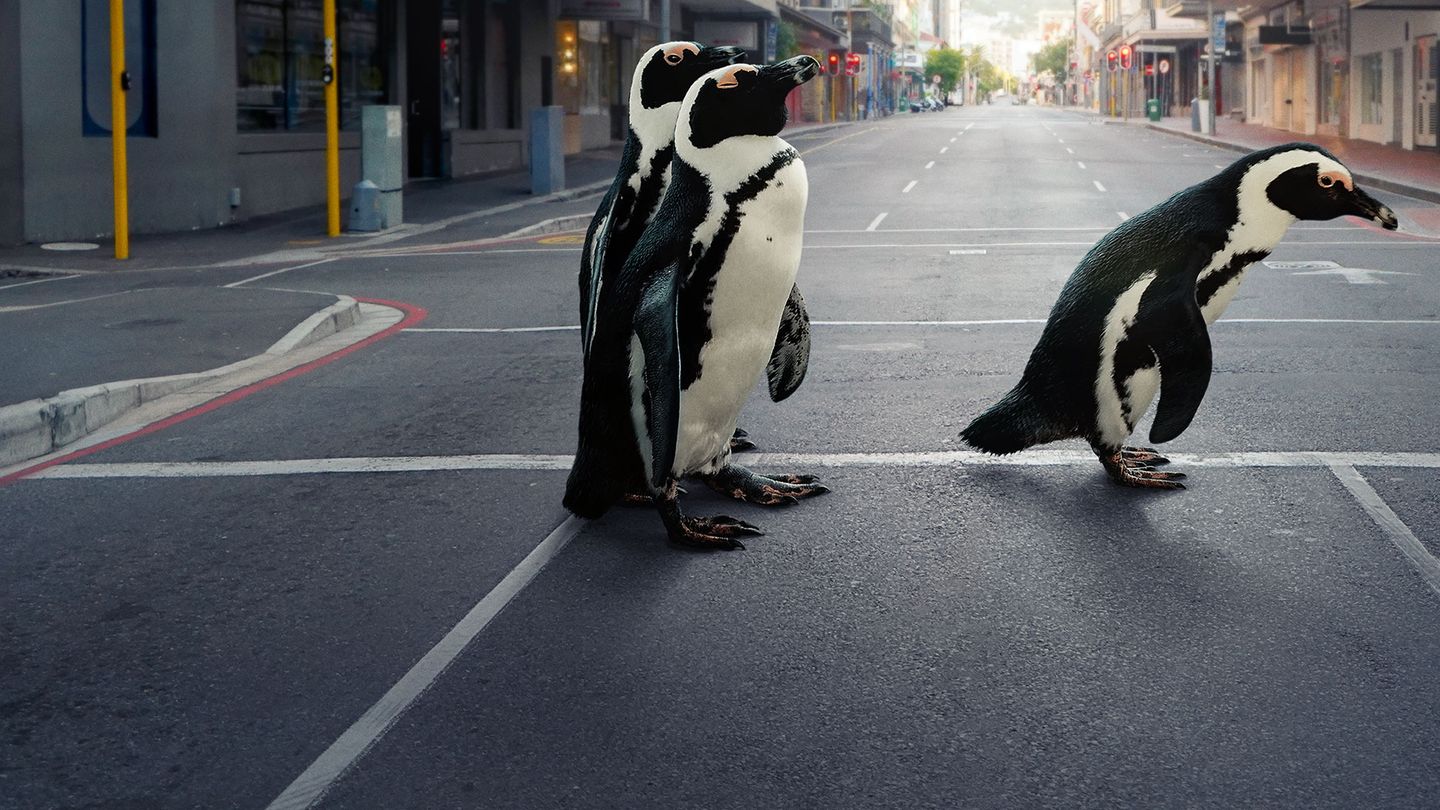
[1122, 446, 1170, 466]
[1099, 449, 1187, 490]
[702, 466, 831, 507]
[668, 515, 764, 550]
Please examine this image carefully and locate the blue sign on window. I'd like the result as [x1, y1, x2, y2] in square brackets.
[1211, 13, 1227, 54]
[81, 0, 158, 137]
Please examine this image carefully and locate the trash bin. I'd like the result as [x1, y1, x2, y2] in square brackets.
[1146, 98, 1161, 122]
[1190, 98, 1201, 132]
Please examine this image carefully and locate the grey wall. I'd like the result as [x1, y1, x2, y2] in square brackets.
[0, 1, 24, 245]
[19, 2, 237, 242]
[236, 134, 364, 219]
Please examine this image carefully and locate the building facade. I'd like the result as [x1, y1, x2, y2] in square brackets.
[0, 0, 783, 246]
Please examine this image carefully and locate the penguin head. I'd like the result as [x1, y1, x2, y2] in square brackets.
[635, 42, 746, 112]
[1247, 144, 1398, 230]
[680, 55, 822, 151]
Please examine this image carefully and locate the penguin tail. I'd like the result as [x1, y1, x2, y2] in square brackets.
[563, 431, 625, 520]
[961, 386, 1051, 455]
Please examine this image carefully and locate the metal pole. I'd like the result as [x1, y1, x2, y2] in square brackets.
[109, 0, 129, 259]
[660, 0, 671, 42]
[1207, 0, 1217, 134]
[323, 0, 339, 237]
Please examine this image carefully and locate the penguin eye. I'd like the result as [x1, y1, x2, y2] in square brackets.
[1318, 175, 1335, 189]
[665, 53, 683, 65]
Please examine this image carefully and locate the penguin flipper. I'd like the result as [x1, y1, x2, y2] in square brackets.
[633, 259, 684, 490]
[767, 283, 812, 403]
[1143, 276, 1213, 445]
[579, 183, 621, 355]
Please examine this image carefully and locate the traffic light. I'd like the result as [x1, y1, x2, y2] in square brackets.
[1118, 44, 1133, 71]
[845, 52, 861, 76]
[827, 51, 841, 75]
[1106, 50, 1117, 72]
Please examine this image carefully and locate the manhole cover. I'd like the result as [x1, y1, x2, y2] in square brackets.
[40, 242, 100, 251]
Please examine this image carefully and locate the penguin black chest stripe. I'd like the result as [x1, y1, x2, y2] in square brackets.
[1196, 248, 1269, 312]
[677, 148, 798, 389]
[614, 142, 675, 234]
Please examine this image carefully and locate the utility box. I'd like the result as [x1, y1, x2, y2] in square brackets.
[530, 106, 565, 195]
[349, 180, 382, 232]
[356, 105, 403, 230]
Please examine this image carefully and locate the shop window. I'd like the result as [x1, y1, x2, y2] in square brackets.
[1360, 53, 1384, 125]
[237, 0, 387, 132]
[556, 20, 616, 116]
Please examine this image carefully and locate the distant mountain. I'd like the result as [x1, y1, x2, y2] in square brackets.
[964, 0, 1072, 38]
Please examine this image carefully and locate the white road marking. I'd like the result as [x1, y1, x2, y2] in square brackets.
[1077, 161, 1087, 169]
[224, 257, 336, 289]
[902, 180, 918, 193]
[1117, 211, 1128, 220]
[1066, 148, 1074, 154]
[940, 146, 949, 153]
[1058, 139, 1066, 144]
[965, 123, 974, 130]
[1093, 180, 1108, 192]
[265, 516, 585, 810]
[949, 137, 956, 143]
[1330, 465, 1440, 600]
[808, 226, 1112, 234]
[407, 326, 579, 334]
[0, 273, 81, 291]
[948, 249, 987, 255]
[0, 289, 136, 313]
[1216, 164, 1226, 169]
[398, 318, 1438, 334]
[925, 161, 935, 169]
[865, 212, 889, 232]
[34, 451, 1440, 480]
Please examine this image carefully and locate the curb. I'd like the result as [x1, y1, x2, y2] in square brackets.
[503, 214, 594, 239]
[1145, 123, 1440, 206]
[0, 296, 361, 468]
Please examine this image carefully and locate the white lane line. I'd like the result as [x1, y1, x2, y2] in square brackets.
[965, 123, 974, 130]
[1117, 211, 1129, 220]
[1066, 148, 1075, 155]
[393, 318, 1440, 334]
[1058, 139, 1066, 144]
[1093, 180, 1108, 192]
[0, 289, 137, 313]
[940, 146, 949, 154]
[1330, 465, 1440, 599]
[1077, 161, 1087, 170]
[949, 137, 957, 143]
[808, 242, 1097, 249]
[865, 212, 889, 232]
[808, 226, 1112, 234]
[35, 452, 1440, 480]
[948, 249, 987, 255]
[224, 257, 336, 289]
[265, 515, 585, 810]
[925, 161, 935, 170]
[902, 180, 918, 193]
[0, 273, 81, 291]
[1216, 164, 1226, 169]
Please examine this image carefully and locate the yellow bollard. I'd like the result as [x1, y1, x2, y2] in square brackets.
[109, 0, 129, 259]
[323, 0, 339, 237]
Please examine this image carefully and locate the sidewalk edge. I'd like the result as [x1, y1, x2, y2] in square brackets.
[0, 296, 361, 468]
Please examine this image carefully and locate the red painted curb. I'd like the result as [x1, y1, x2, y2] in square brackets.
[0, 297, 428, 487]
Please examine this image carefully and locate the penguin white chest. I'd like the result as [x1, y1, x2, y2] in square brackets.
[673, 160, 808, 475]
[1095, 272, 1161, 447]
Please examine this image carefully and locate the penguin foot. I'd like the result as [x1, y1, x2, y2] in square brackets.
[730, 427, 757, 453]
[1122, 446, 1171, 466]
[621, 486, 684, 507]
[1100, 451, 1187, 490]
[657, 479, 763, 550]
[702, 464, 831, 507]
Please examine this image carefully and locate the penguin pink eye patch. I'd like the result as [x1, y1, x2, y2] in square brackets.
[1317, 170, 1353, 191]
[714, 65, 757, 89]
[663, 44, 698, 65]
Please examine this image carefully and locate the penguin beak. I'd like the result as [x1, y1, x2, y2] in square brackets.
[698, 45, 745, 69]
[758, 55, 822, 94]
[1349, 186, 1399, 230]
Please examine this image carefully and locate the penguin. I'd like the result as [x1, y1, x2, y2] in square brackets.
[565, 56, 826, 549]
[961, 143, 1399, 489]
[579, 42, 812, 457]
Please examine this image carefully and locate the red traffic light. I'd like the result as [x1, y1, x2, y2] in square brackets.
[827, 51, 841, 74]
[1144, 62, 1155, 77]
[845, 52, 861, 76]
[1106, 50, 1117, 72]
[1118, 45, 1133, 70]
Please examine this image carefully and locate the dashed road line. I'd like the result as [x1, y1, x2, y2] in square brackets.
[865, 212, 889, 231]
[0, 273, 81, 292]
[1077, 161, 1087, 170]
[1117, 211, 1129, 220]
[1094, 180, 1108, 192]
[940, 146, 949, 154]
[925, 161, 935, 169]
[224, 257, 336, 289]
[902, 180, 918, 193]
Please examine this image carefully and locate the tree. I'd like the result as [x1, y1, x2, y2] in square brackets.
[1032, 36, 1072, 84]
[924, 48, 966, 93]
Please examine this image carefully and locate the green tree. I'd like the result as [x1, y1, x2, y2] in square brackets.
[924, 48, 966, 92]
[775, 21, 799, 60]
[1032, 36, 1072, 84]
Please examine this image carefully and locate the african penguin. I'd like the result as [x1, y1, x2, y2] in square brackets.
[579, 42, 813, 458]
[565, 56, 826, 549]
[961, 142, 1399, 489]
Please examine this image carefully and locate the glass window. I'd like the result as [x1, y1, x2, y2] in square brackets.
[1360, 53, 1384, 125]
[555, 19, 616, 116]
[237, 0, 387, 132]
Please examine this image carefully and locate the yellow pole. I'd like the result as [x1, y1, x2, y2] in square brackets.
[323, 0, 340, 237]
[109, 0, 129, 259]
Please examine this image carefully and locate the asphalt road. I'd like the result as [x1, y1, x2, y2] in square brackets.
[5, 105, 1440, 809]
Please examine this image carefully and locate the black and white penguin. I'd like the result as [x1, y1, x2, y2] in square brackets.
[961, 143, 1399, 488]
[565, 56, 825, 548]
[579, 42, 812, 456]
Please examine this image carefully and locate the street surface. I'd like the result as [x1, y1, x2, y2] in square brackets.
[5, 105, 1440, 809]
